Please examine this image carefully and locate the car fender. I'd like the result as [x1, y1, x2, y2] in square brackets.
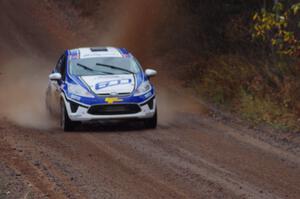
[60, 92, 72, 117]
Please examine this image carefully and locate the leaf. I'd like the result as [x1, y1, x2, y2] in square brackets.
[291, 3, 300, 15]
[253, 13, 258, 21]
[273, 2, 284, 12]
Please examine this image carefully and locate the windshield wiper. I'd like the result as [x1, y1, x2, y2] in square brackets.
[77, 63, 94, 71]
[77, 63, 114, 75]
[96, 63, 134, 74]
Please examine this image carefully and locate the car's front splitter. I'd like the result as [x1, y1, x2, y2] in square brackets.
[62, 94, 156, 122]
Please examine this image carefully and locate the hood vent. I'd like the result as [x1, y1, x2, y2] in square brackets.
[90, 47, 108, 52]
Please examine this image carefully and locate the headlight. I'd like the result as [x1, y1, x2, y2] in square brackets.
[68, 84, 94, 98]
[134, 81, 151, 96]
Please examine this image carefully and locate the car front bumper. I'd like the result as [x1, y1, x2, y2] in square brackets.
[63, 96, 156, 122]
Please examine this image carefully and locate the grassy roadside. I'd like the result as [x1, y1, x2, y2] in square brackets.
[186, 54, 300, 132]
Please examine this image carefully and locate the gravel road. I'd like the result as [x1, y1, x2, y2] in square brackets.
[0, 1, 299, 198]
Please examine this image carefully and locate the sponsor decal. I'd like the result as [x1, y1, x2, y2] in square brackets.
[144, 92, 152, 98]
[81, 74, 135, 94]
[70, 94, 81, 101]
[118, 48, 131, 58]
[69, 50, 80, 60]
[105, 97, 123, 104]
[80, 52, 122, 58]
[95, 79, 132, 90]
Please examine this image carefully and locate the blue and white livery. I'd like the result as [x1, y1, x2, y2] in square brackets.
[46, 47, 157, 131]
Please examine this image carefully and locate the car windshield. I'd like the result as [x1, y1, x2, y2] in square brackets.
[69, 57, 142, 76]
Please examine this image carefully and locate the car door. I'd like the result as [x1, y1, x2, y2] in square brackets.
[50, 54, 67, 115]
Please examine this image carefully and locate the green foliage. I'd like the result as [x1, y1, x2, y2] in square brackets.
[291, 3, 300, 15]
[190, 55, 300, 131]
[252, 1, 300, 56]
[238, 89, 297, 130]
[192, 55, 255, 106]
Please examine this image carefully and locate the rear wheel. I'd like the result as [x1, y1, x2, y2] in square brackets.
[60, 101, 76, 132]
[144, 109, 157, 129]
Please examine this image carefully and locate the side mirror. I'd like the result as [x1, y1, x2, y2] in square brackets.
[49, 73, 62, 81]
[145, 69, 157, 78]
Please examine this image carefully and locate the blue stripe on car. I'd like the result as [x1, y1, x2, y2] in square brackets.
[62, 47, 154, 106]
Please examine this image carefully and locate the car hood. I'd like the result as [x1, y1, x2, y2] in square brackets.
[80, 74, 135, 95]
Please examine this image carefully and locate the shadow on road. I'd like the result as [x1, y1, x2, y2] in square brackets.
[74, 120, 152, 133]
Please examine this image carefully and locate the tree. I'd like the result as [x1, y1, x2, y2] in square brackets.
[252, 1, 300, 56]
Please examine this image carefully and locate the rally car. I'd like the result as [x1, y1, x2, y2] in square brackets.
[46, 47, 157, 131]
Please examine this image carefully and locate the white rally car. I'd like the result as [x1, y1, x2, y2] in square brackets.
[46, 47, 157, 131]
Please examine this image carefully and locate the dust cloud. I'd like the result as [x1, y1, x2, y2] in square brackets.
[0, 0, 200, 129]
[0, 58, 56, 129]
[98, 0, 164, 60]
[0, 0, 65, 129]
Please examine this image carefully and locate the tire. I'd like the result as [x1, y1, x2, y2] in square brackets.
[144, 109, 157, 129]
[60, 100, 76, 132]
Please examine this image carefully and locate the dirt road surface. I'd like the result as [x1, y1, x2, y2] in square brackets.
[1, 105, 300, 199]
[0, 1, 300, 199]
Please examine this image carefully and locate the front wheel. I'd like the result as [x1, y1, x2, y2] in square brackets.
[144, 110, 157, 129]
[60, 101, 76, 132]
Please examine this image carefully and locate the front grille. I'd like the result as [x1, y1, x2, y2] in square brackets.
[88, 104, 141, 115]
[97, 92, 131, 97]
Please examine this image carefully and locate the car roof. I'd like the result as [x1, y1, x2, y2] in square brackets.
[67, 47, 132, 60]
